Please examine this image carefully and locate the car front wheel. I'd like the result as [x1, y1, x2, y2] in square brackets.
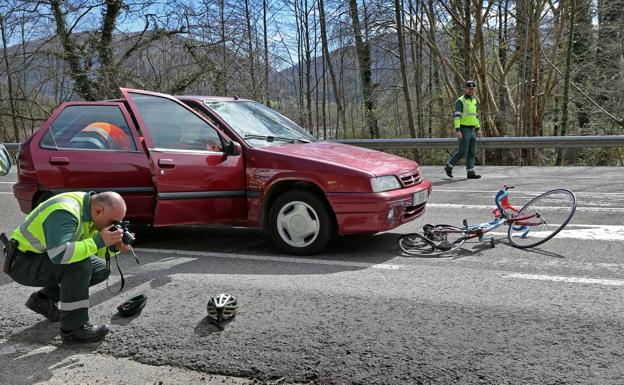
[268, 190, 335, 255]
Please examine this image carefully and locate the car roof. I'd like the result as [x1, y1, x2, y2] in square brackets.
[104, 94, 251, 104]
[175, 95, 251, 103]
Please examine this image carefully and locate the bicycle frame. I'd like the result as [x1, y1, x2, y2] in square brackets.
[399, 186, 576, 256]
[444, 186, 535, 242]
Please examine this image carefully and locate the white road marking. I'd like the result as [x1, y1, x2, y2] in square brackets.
[0, 340, 17, 356]
[504, 273, 624, 286]
[489, 224, 624, 241]
[427, 203, 624, 213]
[134, 256, 197, 272]
[136, 248, 402, 270]
[435, 189, 624, 197]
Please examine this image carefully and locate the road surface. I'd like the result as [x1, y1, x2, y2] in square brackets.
[1, 166, 623, 384]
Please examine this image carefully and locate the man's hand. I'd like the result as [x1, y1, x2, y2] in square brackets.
[114, 241, 130, 253]
[476, 130, 481, 138]
[455, 131, 462, 140]
[101, 227, 123, 247]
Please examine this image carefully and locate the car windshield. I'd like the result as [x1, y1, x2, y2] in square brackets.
[203, 101, 316, 147]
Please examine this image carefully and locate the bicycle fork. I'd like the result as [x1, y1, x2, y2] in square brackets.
[512, 225, 530, 239]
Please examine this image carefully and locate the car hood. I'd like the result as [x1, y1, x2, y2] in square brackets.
[256, 141, 418, 176]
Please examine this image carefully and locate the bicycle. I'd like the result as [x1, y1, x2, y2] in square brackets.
[399, 186, 577, 257]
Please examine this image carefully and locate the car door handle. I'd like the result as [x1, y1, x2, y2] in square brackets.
[158, 159, 175, 168]
[49, 156, 69, 165]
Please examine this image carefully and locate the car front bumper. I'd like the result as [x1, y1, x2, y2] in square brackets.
[326, 179, 432, 235]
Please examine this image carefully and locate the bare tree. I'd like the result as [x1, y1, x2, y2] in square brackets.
[348, 0, 379, 138]
[393, 0, 417, 156]
[318, 0, 345, 133]
[0, 11, 19, 141]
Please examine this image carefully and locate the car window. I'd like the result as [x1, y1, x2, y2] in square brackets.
[184, 100, 222, 127]
[129, 93, 222, 152]
[204, 101, 316, 147]
[41, 105, 137, 151]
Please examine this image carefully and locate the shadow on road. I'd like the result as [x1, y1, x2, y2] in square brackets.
[430, 178, 466, 187]
[56, 229, 406, 320]
[194, 316, 234, 336]
[398, 237, 568, 260]
[2, 322, 105, 385]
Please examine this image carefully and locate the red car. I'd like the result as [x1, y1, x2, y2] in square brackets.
[13, 88, 432, 254]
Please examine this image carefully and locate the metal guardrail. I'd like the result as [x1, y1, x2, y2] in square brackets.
[4, 143, 19, 152]
[336, 135, 624, 149]
[3, 135, 624, 153]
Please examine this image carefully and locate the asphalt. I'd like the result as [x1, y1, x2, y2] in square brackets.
[1, 166, 624, 384]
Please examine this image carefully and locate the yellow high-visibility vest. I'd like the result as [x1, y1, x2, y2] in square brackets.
[453, 95, 480, 129]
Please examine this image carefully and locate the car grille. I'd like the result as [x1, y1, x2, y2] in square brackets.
[399, 170, 421, 187]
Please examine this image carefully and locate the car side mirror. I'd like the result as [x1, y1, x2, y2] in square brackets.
[225, 140, 241, 156]
[0, 144, 12, 176]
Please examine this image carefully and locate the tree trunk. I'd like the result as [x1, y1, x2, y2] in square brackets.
[0, 13, 20, 142]
[463, 0, 471, 80]
[244, 0, 258, 99]
[263, 0, 270, 104]
[558, 0, 575, 166]
[572, 0, 592, 132]
[49, 0, 96, 100]
[394, 0, 419, 160]
[303, 0, 313, 131]
[216, 0, 228, 95]
[596, 0, 624, 112]
[348, 0, 379, 138]
[318, 0, 345, 134]
[97, 0, 123, 99]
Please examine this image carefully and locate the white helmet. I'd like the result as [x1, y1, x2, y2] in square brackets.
[207, 293, 238, 322]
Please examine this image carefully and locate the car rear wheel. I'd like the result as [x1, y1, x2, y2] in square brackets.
[35, 191, 54, 208]
[268, 190, 335, 255]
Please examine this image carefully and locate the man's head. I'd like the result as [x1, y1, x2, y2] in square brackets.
[464, 80, 477, 97]
[90, 192, 127, 231]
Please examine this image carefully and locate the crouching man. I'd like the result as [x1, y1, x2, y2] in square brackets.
[4, 191, 129, 343]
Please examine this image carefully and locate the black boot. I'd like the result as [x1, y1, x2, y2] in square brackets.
[444, 165, 453, 178]
[61, 323, 110, 343]
[25, 292, 60, 322]
[467, 171, 481, 179]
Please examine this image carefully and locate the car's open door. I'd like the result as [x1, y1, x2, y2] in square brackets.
[120, 88, 246, 226]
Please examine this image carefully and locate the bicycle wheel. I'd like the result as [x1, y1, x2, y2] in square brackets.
[399, 232, 439, 256]
[507, 189, 576, 248]
[399, 225, 466, 257]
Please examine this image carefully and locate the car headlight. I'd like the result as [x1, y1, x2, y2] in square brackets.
[370, 176, 401, 192]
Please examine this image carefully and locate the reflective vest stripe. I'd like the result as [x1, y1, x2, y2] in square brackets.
[60, 299, 90, 311]
[47, 242, 77, 264]
[17, 197, 81, 251]
[83, 126, 112, 140]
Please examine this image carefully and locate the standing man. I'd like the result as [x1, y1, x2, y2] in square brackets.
[3, 191, 129, 343]
[444, 80, 482, 179]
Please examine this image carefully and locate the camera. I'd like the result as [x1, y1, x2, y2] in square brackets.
[109, 220, 135, 246]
